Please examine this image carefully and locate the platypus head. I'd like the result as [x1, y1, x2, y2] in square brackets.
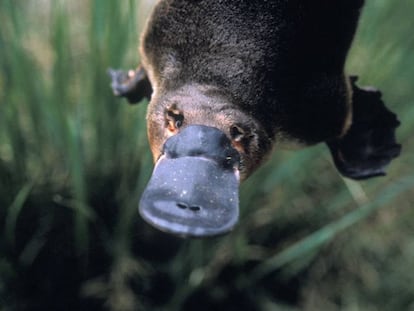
[140, 84, 271, 237]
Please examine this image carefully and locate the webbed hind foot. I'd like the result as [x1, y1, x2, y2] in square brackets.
[108, 66, 152, 103]
[327, 76, 401, 180]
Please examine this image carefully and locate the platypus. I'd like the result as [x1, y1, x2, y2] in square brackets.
[109, 0, 401, 237]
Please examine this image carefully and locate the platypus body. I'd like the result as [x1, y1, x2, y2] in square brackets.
[109, 0, 401, 237]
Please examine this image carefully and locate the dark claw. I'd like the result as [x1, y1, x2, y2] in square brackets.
[327, 76, 401, 180]
[108, 68, 130, 96]
[108, 66, 152, 104]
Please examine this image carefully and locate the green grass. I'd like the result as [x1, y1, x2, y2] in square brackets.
[0, 1, 413, 310]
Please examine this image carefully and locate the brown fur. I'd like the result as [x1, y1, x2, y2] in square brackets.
[110, 0, 400, 181]
[146, 83, 271, 180]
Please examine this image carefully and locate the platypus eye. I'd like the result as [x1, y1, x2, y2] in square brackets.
[230, 124, 254, 155]
[230, 125, 245, 142]
[165, 106, 184, 132]
[175, 119, 183, 128]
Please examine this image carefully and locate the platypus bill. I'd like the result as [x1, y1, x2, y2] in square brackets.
[109, 0, 401, 238]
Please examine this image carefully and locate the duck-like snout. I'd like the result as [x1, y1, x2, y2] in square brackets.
[139, 125, 240, 238]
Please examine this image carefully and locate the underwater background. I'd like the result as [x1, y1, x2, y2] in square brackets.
[1, 1, 414, 310]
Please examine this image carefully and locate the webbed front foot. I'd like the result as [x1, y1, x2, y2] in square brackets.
[108, 66, 152, 104]
[327, 76, 401, 180]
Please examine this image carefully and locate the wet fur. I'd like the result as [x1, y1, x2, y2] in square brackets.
[141, 0, 364, 143]
[110, 0, 400, 180]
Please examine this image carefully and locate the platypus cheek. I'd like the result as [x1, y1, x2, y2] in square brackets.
[139, 125, 241, 238]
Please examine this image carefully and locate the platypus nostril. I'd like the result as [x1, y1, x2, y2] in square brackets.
[176, 202, 188, 209]
[176, 202, 200, 212]
[189, 205, 201, 212]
